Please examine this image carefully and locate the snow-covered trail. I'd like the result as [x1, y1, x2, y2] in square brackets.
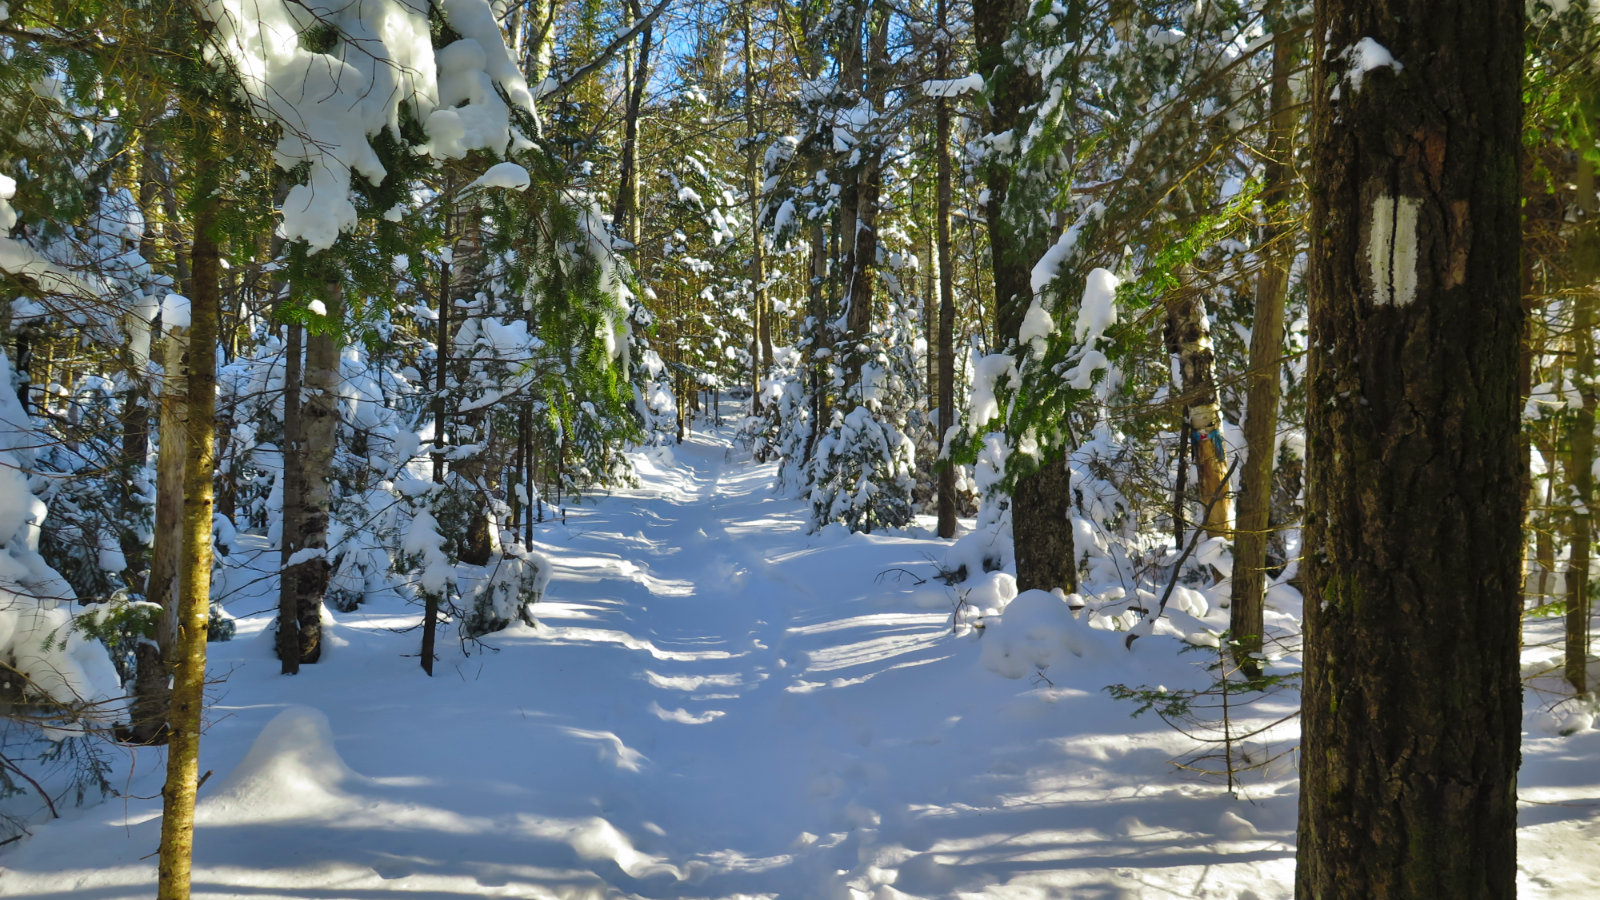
[1, 420, 1597, 899]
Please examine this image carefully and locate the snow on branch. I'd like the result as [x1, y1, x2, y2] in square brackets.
[196, 0, 536, 251]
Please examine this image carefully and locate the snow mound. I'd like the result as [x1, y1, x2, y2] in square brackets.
[943, 527, 1013, 581]
[1532, 700, 1597, 737]
[962, 570, 1017, 619]
[980, 589, 1098, 679]
[198, 706, 361, 824]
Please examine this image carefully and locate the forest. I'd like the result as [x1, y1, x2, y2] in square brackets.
[0, 0, 1594, 897]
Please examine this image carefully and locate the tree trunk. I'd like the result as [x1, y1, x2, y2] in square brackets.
[1564, 148, 1597, 694]
[156, 188, 220, 900]
[975, 0, 1075, 593]
[1228, 21, 1294, 675]
[1296, 0, 1524, 895]
[1168, 287, 1231, 538]
[148, 170, 193, 679]
[742, 0, 766, 413]
[804, 217, 828, 465]
[423, 240, 451, 676]
[276, 319, 304, 674]
[450, 211, 495, 567]
[613, 0, 652, 251]
[1566, 288, 1595, 694]
[934, 0, 958, 541]
[284, 285, 340, 664]
[140, 327, 185, 736]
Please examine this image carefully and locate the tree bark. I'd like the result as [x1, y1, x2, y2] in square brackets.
[612, 0, 652, 251]
[283, 285, 340, 664]
[449, 211, 495, 567]
[742, 0, 766, 412]
[141, 327, 186, 733]
[1168, 286, 1231, 538]
[156, 186, 220, 900]
[423, 237, 451, 676]
[934, 0, 958, 540]
[1564, 148, 1597, 694]
[974, 0, 1076, 593]
[1228, 20, 1294, 675]
[1566, 288, 1595, 694]
[1296, 0, 1524, 895]
[276, 319, 304, 673]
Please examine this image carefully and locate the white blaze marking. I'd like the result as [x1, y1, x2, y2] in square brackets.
[1367, 194, 1420, 307]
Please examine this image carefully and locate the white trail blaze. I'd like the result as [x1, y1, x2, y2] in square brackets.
[1367, 194, 1420, 307]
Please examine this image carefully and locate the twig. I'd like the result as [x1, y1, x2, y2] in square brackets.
[1127, 456, 1240, 649]
[1, 752, 59, 819]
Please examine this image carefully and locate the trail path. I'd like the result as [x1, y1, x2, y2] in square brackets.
[1, 421, 1595, 900]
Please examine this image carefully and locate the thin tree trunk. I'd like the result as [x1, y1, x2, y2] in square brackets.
[613, 0, 652, 251]
[276, 320, 303, 673]
[742, 0, 766, 414]
[934, 0, 958, 540]
[148, 169, 192, 677]
[1296, 0, 1524, 894]
[1565, 149, 1597, 693]
[1168, 285, 1231, 538]
[1566, 289, 1595, 693]
[142, 328, 186, 735]
[422, 226, 453, 676]
[286, 285, 340, 664]
[156, 189, 221, 900]
[1228, 21, 1294, 675]
[804, 217, 829, 465]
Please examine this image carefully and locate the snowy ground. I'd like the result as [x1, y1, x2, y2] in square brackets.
[2, 419, 1597, 899]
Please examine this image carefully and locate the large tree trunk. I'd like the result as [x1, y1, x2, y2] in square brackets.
[1296, 0, 1524, 895]
[1228, 21, 1294, 674]
[835, 0, 889, 403]
[974, 0, 1075, 593]
[156, 190, 220, 900]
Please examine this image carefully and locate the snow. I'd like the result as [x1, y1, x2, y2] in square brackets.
[1340, 37, 1403, 96]
[1017, 299, 1055, 357]
[0, 351, 125, 733]
[156, 292, 190, 332]
[920, 74, 984, 97]
[0, 409, 1596, 898]
[470, 161, 532, 192]
[1073, 267, 1120, 345]
[1029, 204, 1103, 300]
[968, 352, 1016, 426]
[980, 589, 1102, 679]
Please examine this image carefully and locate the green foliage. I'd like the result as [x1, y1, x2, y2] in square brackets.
[955, 0, 1274, 498]
[70, 595, 161, 682]
[479, 153, 644, 494]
